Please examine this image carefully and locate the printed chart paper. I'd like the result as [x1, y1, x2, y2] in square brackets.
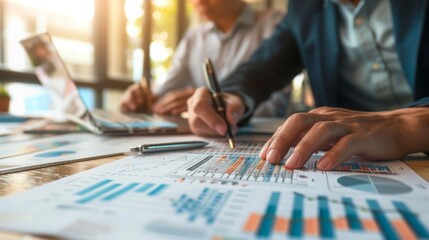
[0, 133, 203, 174]
[0, 139, 428, 239]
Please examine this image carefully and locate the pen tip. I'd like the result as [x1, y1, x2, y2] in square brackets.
[130, 147, 139, 152]
[228, 139, 235, 149]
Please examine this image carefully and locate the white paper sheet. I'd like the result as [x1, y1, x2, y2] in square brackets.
[0, 140, 428, 239]
[0, 133, 204, 174]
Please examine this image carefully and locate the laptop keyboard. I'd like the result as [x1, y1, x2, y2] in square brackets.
[91, 109, 176, 130]
[92, 109, 151, 122]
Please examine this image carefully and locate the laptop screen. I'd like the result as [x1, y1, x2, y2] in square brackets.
[20, 33, 179, 135]
[20, 33, 88, 119]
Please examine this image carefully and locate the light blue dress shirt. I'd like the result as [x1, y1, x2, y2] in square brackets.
[333, 0, 413, 110]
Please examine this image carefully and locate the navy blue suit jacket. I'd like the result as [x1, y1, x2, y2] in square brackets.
[222, 0, 429, 111]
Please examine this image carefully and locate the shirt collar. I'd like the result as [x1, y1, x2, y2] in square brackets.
[206, 4, 254, 34]
[330, 0, 366, 15]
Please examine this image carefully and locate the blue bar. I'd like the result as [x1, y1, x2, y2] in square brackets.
[257, 191, 281, 237]
[173, 194, 187, 207]
[393, 201, 429, 238]
[76, 183, 121, 204]
[367, 199, 400, 240]
[189, 188, 209, 221]
[207, 191, 230, 224]
[237, 157, 253, 179]
[148, 184, 168, 196]
[342, 197, 363, 230]
[203, 191, 223, 224]
[136, 183, 154, 193]
[175, 195, 190, 213]
[289, 193, 304, 238]
[102, 183, 139, 201]
[187, 155, 213, 171]
[76, 179, 113, 195]
[264, 164, 276, 182]
[318, 196, 334, 238]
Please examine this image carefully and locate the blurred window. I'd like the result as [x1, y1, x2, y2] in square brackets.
[0, 0, 283, 112]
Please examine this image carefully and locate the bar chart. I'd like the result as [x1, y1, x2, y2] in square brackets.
[74, 179, 169, 204]
[170, 150, 318, 186]
[334, 163, 397, 175]
[240, 191, 429, 239]
[0, 140, 73, 159]
[173, 187, 231, 224]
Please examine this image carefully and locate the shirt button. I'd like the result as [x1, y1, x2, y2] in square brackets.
[355, 18, 364, 27]
[372, 63, 381, 70]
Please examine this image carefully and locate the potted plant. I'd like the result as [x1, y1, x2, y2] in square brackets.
[0, 85, 10, 112]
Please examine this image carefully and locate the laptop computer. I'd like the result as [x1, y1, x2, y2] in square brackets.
[20, 33, 181, 135]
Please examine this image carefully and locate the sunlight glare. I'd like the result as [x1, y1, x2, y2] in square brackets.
[13, 0, 94, 21]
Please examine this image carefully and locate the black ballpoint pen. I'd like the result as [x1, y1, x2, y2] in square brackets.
[130, 141, 208, 153]
[203, 58, 236, 149]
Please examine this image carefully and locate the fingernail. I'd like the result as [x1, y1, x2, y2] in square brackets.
[317, 158, 329, 169]
[259, 141, 270, 157]
[285, 152, 300, 168]
[215, 124, 226, 135]
[267, 149, 280, 164]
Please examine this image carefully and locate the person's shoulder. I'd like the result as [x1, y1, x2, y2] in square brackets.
[253, 9, 285, 26]
[258, 9, 284, 19]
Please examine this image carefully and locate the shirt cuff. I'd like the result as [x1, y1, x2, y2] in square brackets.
[226, 91, 255, 127]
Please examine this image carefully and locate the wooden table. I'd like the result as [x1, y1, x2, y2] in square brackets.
[0, 154, 428, 239]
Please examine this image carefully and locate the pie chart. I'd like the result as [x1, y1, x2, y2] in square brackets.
[337, 175, 412, 195]
[35, 151, 76, 158]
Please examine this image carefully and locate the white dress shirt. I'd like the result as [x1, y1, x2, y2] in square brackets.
[152, 5, 285, 116]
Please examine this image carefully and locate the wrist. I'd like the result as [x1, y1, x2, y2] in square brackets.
[393, 107, 429, 154]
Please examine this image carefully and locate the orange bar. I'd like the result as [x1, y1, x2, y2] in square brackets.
[255, 159, 266, 171]
[274, 217, 289, 233]
[334, 217, 348, 230]
[362, 219, 379, 232]
[391, 219, 417, 240]
[212, 237, 223, 240]
[243, 213, 262, 232]
[305, 218, 320, 236]
[226, 156, 244, 174]
[216, 155, 227, 163]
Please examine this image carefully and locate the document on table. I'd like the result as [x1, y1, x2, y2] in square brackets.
[0, 140, 428, 239]
[0, 133, 204, 174]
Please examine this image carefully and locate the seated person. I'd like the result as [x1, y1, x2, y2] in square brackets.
[120, 0, 287, 117]
[187, 0, 429, 170]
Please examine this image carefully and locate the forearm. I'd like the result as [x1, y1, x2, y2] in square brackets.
[393, 107, 429, 154]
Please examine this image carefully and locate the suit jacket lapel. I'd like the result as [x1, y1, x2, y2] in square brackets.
[321, 1, 340, 106]
[391, 0, 427, 89]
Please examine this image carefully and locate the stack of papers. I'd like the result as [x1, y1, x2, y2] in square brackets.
[0, 139, 428, 239]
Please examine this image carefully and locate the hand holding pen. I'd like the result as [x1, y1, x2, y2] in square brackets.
[187, 58, 246, 141]
[196, 58, 243, 149]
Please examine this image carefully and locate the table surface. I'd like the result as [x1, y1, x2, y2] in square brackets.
[0, 153, 428, 239]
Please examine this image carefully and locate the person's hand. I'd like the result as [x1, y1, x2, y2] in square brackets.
[259, 107, 429, 170]
[120, 83, 147, 113]
[187, 87, 246, 136]
[153, 87, 196, 115]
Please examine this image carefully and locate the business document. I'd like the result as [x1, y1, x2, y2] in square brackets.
[0, 140, 428, 239]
